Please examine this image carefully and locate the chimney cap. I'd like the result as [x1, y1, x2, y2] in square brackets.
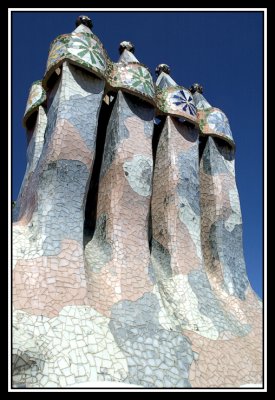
[119, 41, 135, 54]
[155, 64, 171, 76]
[75, 16, 93, 30]
[189, 83, 203, 94]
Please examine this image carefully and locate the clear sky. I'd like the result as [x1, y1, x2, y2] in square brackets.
[11, 10, 263, 298]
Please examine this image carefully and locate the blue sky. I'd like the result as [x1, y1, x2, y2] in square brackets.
[11, 10, 263, 298]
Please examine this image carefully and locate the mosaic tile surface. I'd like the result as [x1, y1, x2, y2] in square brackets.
[12, 18, 262, 389]
[84, 90, 155, 316]
[155, 68, 197, 123]
[156, 85, 198, 123]
[108, 62, 155, 104]
[23, 81, 46, 127]
[13, 106, 47, 223]
[198, 108, 234, 148]
[13, 61, 105, 317]
[192, 91, 235, 148]
[44, 24, 109, 89]
[200, 136, 249, 300]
